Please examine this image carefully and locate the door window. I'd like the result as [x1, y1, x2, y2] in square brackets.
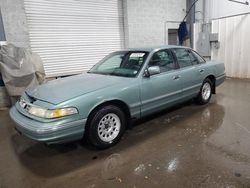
[172, 49, 194, 68]
[148, 50, 175, 73]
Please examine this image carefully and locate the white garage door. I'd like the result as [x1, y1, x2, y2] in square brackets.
[24, 0, 125, 77]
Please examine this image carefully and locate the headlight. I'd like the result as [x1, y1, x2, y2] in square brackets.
[28, 106, 78, 119]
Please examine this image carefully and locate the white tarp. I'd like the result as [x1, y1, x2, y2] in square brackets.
[0, 44, 45, 96]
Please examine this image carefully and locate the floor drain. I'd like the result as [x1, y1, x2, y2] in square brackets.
[234, 173, 241, 177]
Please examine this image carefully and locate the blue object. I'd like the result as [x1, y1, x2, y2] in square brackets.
[178, 22, 188, 45]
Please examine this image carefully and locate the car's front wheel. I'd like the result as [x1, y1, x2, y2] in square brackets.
[196, 78, 213, 105]
[85, 105, 126, 149]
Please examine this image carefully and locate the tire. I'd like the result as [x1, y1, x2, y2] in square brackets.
[85, 105, 126, 149]
[196, 78, 213, 105]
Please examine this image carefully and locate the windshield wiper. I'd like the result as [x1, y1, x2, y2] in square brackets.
[110, 73, 132, 77]
[89, 71, 132, 78]
[88, 72, 112, 76]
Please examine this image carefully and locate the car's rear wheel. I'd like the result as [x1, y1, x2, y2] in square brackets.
[196, 78, 212, 105]
[85, 105, 126, 149]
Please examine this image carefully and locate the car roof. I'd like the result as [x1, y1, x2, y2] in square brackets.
[125, 45, 191, 52]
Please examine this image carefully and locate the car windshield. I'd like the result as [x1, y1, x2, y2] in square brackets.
[88, 51, 149, 78]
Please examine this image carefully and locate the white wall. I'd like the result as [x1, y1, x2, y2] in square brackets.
[207, 0, 250, 20]
[212, 14, 250, 79]
[124, 0, 186, 48]
[202, 0, 250, 78]
[0, 0, 29, 48]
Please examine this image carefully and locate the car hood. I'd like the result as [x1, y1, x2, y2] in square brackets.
[26, 73, 129, 104]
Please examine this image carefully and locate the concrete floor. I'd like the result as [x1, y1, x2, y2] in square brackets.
[0, 78, 250, 188]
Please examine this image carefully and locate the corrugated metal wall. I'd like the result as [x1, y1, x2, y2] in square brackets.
[206, 0, 250, 20]
[24, 0, 125, 77]
[211, 14, 250, 78]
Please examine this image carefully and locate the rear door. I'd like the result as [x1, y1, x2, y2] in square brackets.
[171, 48, 202, 100]
[190, 49, 208, 81]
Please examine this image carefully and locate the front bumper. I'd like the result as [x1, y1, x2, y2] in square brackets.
[9, 107, 87, 144]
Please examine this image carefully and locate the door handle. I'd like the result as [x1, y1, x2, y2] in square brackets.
[173, 75, 181, 80]
[199, 69, 205, 73]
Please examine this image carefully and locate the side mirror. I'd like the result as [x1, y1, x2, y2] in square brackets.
[144, 66, 160, 77]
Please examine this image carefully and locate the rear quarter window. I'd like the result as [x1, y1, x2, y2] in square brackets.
[191, 50, 206, 64]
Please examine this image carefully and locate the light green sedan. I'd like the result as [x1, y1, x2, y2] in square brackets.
[10, 46, 225, 149]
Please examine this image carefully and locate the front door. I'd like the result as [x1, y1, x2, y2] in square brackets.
[140, 49, 182, 117]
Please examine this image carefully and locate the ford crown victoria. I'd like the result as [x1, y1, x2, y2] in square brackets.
[10, 46, 225, 149]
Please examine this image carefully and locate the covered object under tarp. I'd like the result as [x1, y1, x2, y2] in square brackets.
[0, 44, 45, 97]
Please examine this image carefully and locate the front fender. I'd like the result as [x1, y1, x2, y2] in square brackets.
[56, 80, 141, 120]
